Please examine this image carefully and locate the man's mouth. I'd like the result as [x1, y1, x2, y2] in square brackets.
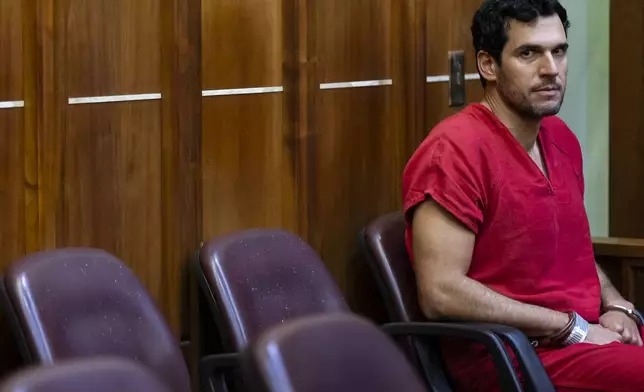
[534, 86, 560, 92]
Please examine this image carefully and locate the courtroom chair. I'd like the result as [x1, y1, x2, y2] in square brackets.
[359, 211, 556, 392]
[243, 313, 428, 392]
[193, 228, 350, 392]
[243, 312, 522, 392]
[0, 357, 171, 392]
[0, 248, 191, 392]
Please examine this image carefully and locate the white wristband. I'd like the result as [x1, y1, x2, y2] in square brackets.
[563, 312, 589, 346]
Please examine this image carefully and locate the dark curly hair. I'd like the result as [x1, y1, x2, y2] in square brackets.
[471, 0, 570, 87]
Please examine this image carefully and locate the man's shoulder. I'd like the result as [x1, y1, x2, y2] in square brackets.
[541, 115, 583, 158]
[424, 104, 496, 149]
[403, 105, 497, 183]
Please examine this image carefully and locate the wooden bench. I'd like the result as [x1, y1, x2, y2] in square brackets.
[593, 237, 644, 308]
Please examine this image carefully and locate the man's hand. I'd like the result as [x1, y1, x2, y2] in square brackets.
[585, 324, 624, 345]
[599, 309, 643, 346]
[595, 265, 643, 346]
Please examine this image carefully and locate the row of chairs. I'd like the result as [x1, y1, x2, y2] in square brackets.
[0, 311, 531, 392]
[0, 313, 430, 392]
[0, 211, 556, 391]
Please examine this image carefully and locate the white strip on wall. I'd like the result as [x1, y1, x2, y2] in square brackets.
[426, 73, 480, 83]
[0, 101, 25, 109]
[202, 86, 284, 97]
[68, 93, 162, 105]
[319, 79, 393, 90]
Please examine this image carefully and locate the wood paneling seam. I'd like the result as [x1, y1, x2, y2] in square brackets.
[201, 86, 283, 96]
[0, 101, 25, 109]
[319, 79, 393, 90]
[426, 73, 480, 83]
[68, 93, 162, 105]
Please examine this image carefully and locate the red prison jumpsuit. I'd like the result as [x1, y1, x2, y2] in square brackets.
[402, 103, 644, 392]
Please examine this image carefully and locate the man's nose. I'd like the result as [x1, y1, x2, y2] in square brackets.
[539, 53, 559, 76]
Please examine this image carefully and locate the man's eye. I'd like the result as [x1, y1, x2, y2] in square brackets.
[553, 48, 566, 56]
[520, 50, 534, 58]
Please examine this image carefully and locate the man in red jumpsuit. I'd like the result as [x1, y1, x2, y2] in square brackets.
[402, 0, 644, 390]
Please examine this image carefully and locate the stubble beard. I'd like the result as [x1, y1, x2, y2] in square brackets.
[497, 78, 566, 120]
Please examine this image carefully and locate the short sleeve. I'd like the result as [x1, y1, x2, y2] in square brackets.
[402, 134, 487, 234]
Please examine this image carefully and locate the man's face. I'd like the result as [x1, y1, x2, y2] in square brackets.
[496, 15, 568, 119]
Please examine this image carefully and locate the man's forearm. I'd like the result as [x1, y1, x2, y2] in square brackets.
[596, 263, 629, 306]
[425, 275, 570, 337]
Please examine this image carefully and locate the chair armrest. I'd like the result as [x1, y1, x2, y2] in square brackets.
[381, 322, 521, 392]
[458, 322, 555, 392]
[199, 353, 241, 392]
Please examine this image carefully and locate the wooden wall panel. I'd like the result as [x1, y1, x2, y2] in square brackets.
[202, 95, 295, 235]
[0, 0, 24, 266]
[60, 0, 167, 310]
[0, 0, 22, 102]
[594, 238, 644, 309]
[400, 0, 427, 158]
[62, 103, 163, 294]
[425, 0, 484, 131]
[202, 0, 282, 88]
[201, 0, 296, 239]
[160, 0, 202, 384]
[317, 0, 391, 83]
[59, 0, 162, 260]
[0, 0, 204, 376]
[609, 0, 644, 238]
[0, 0, 28, 377]
[0, 110, 24, 265]
[65, 0, 160, 97]
[426, 0, 480, 76]
[36, 0, 184, 331]
[311, 89, 403, 291]
[0, 108, 26, 378]
[305, 0, 405, 319]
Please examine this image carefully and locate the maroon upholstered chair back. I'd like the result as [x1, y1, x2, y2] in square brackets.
[361, 211, 455, 391]
[1, 248, 190, 392]
[360, 211, 423, 322]
[197, 229, 349, 351]
[244, 313, 428, 392]
[0, 357, 171, 392]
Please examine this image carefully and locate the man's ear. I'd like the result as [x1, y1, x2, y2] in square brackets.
[476, 50, 498, 84]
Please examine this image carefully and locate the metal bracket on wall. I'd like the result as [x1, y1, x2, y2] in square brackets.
[448, 50, 466, 107]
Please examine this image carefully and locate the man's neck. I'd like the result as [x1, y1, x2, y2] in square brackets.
[481, 91, 541, 151]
